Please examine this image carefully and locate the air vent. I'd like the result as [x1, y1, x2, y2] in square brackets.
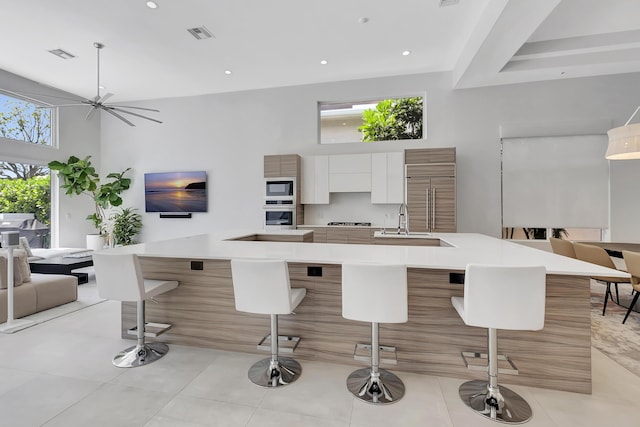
[187, 26, 214, 40]
[439, 0, 459, 6]
[48, 48, 76, 59]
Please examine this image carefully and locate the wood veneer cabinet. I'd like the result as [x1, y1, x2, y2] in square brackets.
[405, 147, 456, 164]
[405, 148, 456, 233]
[297, 226, 375, 244]
[326, 227, 373, 244]
[264, 154, 304, 224]
[126, 257, 593, 394]
[264, 154, 300, 178]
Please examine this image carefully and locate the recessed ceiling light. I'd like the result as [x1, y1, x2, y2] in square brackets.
[358, 17, 369, 24]
[320, 60, 328, 65]
[146, 1, 158, 9]
[224, 70, 232, 75]
[402, 50, 411, 56]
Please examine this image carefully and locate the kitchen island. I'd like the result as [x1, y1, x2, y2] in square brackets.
[108, 232, 627, 394]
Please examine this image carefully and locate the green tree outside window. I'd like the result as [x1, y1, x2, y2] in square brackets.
[359, 97, 423, 142]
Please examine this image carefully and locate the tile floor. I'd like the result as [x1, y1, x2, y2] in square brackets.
[0, 300, 639, 427]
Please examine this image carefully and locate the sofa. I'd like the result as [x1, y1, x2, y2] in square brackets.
[0, 249, 77, 323]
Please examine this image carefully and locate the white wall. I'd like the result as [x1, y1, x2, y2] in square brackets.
[96, 70, 640, 243]
[0, 69, 101, 248]
[303, 193, 400, 227]
[610, 159, 640, 242]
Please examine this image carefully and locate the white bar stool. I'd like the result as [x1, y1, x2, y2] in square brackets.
[93, 252, 178, 368]
[451, 264, 546, 424]
[230, 259, 306, 387]
[342, 263, 407, 404]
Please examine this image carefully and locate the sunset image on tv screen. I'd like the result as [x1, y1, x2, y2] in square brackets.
[144, 171, 207, 212]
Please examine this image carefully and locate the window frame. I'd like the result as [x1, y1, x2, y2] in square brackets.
[318, 93, 427, 145]
[0, 89, 57, 148]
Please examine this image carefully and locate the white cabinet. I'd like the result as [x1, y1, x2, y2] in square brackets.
[328, 153, 371, 192]
[301, 152, 402, 203]
[371, 152, 404, 204]
[301, 155, 329, 204]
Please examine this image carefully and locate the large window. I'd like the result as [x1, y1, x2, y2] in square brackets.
[0, 162, 51, 248]
[501, 135, 609, 241]
[0, 90, 54, 248]
[0, 91, 52, 146]
[319, 96, 424, 144]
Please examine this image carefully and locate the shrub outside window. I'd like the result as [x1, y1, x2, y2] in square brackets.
[319, 96, 424, 144]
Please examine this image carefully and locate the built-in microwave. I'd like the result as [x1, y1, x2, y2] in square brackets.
[265, 177, 296, 200]
[263, 206, 296, 229]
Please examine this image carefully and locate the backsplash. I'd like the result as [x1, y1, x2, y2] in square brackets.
[303, 192, 402, 227]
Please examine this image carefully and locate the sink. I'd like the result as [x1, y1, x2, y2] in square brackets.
[373, 231, 448, 247]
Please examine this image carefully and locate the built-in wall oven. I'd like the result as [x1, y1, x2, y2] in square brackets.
[264, 206, 296, 229]
[265, 178, 296, 202]
[264, 177, 296, 229]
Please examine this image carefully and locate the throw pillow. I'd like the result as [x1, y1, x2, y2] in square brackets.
[13, 249, 31, 283]
[0, 250, 24, 289]
[19, 236, 34, 258]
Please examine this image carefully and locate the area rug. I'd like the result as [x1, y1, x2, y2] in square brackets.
[590, 280, 640, 377]
[19, 272, 104, 328]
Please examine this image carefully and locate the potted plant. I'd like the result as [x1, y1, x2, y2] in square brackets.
[48, 155, 132, 250]
[110, 207, 142, 245]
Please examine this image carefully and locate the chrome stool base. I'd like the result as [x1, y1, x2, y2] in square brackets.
[346, 367, 405, 404]
[248, 357, 302, 387]
[459, 380, 532, 424]
[112, 342, 169, 368]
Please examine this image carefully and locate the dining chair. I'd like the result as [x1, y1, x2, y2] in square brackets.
[622, 250, 640, 324]
[550, 237, 576, 258]
[573, 243, 630, 316]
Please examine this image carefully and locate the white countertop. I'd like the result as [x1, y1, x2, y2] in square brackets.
[106, 231, 628, 278]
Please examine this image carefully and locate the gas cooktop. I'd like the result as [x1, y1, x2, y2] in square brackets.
[327, 221, 372, 226]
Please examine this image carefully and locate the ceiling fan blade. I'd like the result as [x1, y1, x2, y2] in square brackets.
[85, 106, 98, 121]
[38, 101, 93, 108]
[102, 107, 135, 126]
[2, 89, 85, 104]
[12, 42, 162, 127]
[99, 92, 114, 103]
[104, 104, 160, 113]
[109, 107, 164, 124]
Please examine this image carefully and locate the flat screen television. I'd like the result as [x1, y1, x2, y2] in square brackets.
[144, 171, 207, 213]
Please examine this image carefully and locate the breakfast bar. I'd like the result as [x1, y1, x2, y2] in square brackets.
[108, 232, 628, 394]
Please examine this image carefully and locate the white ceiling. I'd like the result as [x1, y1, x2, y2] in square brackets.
[0, 0, 639, 103]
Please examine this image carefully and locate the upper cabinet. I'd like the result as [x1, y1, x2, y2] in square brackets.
[371, 152, 404, 204]
[404, 147, 456, 165]
[300, 152, 404, 204]
[301, 155, 329, 204]
[264, 154, 300, 178]
[328, 153, 372, 192]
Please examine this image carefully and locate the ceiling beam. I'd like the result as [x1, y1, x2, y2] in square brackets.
[452, 0, 561, 89]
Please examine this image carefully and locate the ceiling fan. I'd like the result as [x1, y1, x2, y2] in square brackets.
[41, 42, 162, 127]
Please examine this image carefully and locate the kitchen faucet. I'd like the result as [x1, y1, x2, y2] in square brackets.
[397, 203, 409, 235]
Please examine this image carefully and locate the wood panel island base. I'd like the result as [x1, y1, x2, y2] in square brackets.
[125, 255, 593, 394]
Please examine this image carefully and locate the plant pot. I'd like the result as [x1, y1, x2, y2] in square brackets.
[86, 234, 105, 252]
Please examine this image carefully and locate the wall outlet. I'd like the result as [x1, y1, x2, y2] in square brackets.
[449, 272, 465, 284]
[307, 266, 323, 277]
